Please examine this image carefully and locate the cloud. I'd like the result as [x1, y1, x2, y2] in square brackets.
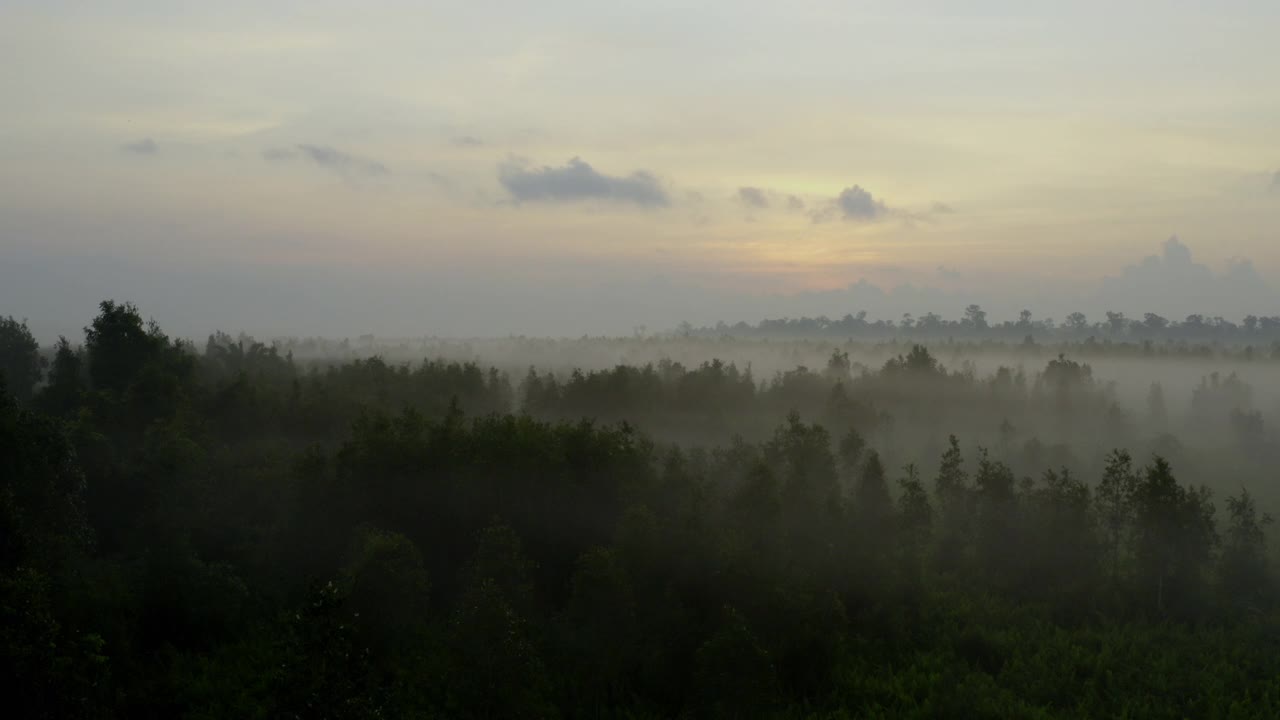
[811, 185, 890, 222]
[736, 187, 808, 213]
[1225, 257, 1265, 286]
[936, 265, 963, 281]
[1271, 170, 1280, 189]
[1159, 235, 1194, 267]
[499, 157, 669, 207]
[452, 136, 484, 147]
[261, 144, 390, 178]
[837, 185, 887, 221]
[1096, 236, 1273, 317]
[121, 138, 158, 155]
[809, 187, 951, 224]
[737, 186, 769, 209]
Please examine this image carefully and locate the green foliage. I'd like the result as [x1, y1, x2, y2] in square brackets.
[933, 435, 972, 573]
[0, 315, 43, 402]
[4, 301, 1280, 717]
[558, 546, 639, 710]
[0, 387, 89, 572]
[36, 337, 85, 417]
[695, 606, 778, 718]
[883, 344, 943, 376]
[448, 578, 553, 718]
[340, 527, 431, 654]
[84, 301, 166, 394]
[273, 581, 385, 719]
[1132, 457, 1218, 616]
[0, 568, 111, 718]
[1220, 489, 1273, 607]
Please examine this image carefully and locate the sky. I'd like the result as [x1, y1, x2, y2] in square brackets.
[2, 1, 1279, 340]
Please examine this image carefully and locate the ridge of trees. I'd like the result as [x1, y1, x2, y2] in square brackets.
[688, 306, 1280, 344]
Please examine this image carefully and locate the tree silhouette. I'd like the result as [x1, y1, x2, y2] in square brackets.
[0, 316, 42, 403]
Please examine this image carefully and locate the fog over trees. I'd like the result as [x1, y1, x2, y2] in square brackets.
[4, 300, 1280, 717]
[7, 0, 1280, 714]
[6, 238, 1276, 342]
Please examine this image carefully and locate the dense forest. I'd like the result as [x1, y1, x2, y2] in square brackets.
[3, 302, 1280, 718]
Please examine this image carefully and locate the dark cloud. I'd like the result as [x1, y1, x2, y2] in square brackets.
[452, 136, 484, 147]
[837, 185, 887, 221]
[787, 195, 805, 211]
[808, 187, 947, 224]
[737, 186, 769, 208]
[1271, 170, 1280, 189]
[499, 157, 669, 207]
[810, 185, 890, 222]
[121, 138, 158, 155]
[261, 144, 390, 178]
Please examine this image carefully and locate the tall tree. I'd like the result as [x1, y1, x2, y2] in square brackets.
[35, 338, 84, 417]
[854, 450, 893, 526]
[1219, 489, 1273, 608]
[964, 304, 989, 331]
[897, 463, 932, 588]
[933, 435, 971, 572]
[84, 300, 161, 393]
[973, 449, 1018, 585]
[851, 450, 896, 584]
[695, 606, 778, 719]
[0, 379, 107, 716]
[1132, 458, 1216, 615]
[1097, 450, 1137, 585]
[0, 316, 42, 403]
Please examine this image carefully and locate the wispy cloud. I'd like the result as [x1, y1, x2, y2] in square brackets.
[734, 187, 809, 213]
[262, 144, 390, 178]
[937, 265, 963, 281]
[121, 138, 158, 155]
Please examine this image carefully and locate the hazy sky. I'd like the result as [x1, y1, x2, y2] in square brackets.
[2, 1, 1279, 339]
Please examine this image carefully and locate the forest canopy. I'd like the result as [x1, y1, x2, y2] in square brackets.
[2, 300, 1279, 718]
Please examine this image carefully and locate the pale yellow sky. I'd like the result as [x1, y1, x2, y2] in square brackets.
[2, 1, 1278, 337]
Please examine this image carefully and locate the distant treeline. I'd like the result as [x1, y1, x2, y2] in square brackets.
[690, 306, 1280, 343]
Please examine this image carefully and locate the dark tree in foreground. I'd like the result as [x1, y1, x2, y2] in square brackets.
[0, 316, 42, 402]
[1220, 489, 1273, 608]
